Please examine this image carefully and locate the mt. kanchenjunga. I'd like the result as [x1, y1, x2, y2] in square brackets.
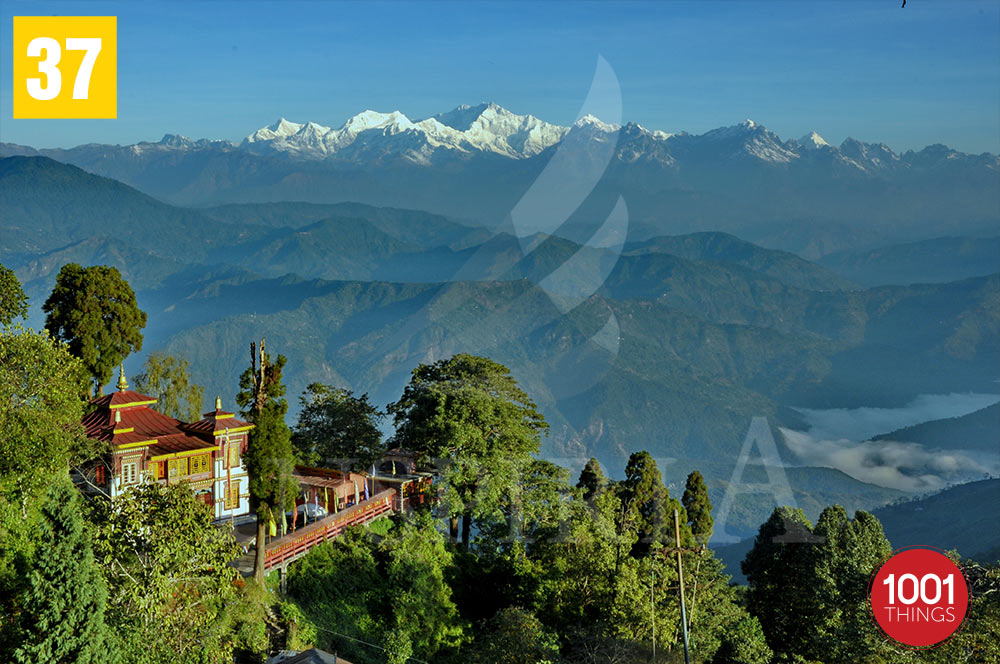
[241, 102, 569, 163]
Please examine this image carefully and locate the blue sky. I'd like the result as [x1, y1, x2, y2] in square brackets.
[2, 0, 998, 153]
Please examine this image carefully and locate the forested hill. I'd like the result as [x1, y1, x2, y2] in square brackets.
[4, 155, 999, 539]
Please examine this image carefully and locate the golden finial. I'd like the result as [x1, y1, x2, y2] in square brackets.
[215, 395, 222, 411]
[117, 364, 129, 391]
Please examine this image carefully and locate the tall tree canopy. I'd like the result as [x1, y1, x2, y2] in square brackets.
[237, 341, 297, 581]
[287, 515, 465, 664]
[0, 264, 28, 326]
[89, 482, 260, 664]
[132, 351, 205, 422]
[0, 324, 93, 581]
[617, 450, 682, 556]
[388, 353, 548, 546]
[42, 264, 147, 395]
[292, 383, 385, 470]
[683, 470, 714, 546]
[577, 457, 607, 501]
[742, 505, 893, 663]
[10, 478, 114, 664]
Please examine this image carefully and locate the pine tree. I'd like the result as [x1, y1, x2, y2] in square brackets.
[577, 457, 607, 501]
[0, 264, 28, 326]
[617, 451, 671, 555]
[13, 479, 113, 664]
[237, 340, 297, 582]
[682, 470, 714, 546]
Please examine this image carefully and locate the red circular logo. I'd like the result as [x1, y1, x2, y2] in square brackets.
[869, 547, 969, 647]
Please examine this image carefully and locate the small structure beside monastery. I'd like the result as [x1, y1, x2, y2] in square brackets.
[77, 366, 253, 521]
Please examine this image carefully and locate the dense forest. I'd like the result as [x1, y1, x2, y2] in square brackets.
[1, 264, 997, 664]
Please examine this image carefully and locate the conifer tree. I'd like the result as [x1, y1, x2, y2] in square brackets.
[577, 457, 607, 501]
[682, 470, 714, 546]
[12, 479, 113, 664]
[0, 264, 28, 326]
[43, 263, 147, 395]
[237, 340, 297, 582]
[617, 451, 674, 555]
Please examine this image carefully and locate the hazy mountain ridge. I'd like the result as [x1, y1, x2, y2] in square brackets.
[4, 155, 997, 537]
[3, 103, 996, 256]
[873, 402, 1000, 453]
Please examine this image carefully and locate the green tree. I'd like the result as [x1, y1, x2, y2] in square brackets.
[808, 506, 893, 663]
[617, 451, 679, 556]
[741, 507, 819, 660]
[0, 264, 28, 326]
[292, 383, 385, 470]
[577, 457, 607, 501]
[89, 482, 248, 664]
[471, 607, 560, 664]
[682, 470, 714, 546]
[711, 615, 772, 664]
[132, 351, 205, 421]
[11, 478, 114, 664]
[42, 264, 147, 395]
[286, 514, 466, 664]
[0, 325, 93, 582]
[237, 340, 298, 582]
[389, 353, 548, 546]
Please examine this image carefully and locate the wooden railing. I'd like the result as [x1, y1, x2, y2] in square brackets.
[263, 489, 395, 570]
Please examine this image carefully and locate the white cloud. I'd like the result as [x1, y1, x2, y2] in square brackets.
[779, 428, 998, 493]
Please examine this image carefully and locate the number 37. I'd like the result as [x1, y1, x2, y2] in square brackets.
[26, 37, 102, 101]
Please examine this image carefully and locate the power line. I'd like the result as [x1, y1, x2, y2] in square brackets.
[308, 625, 430, 664]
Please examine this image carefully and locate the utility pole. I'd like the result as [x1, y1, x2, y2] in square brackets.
[674, 509, 691, 664]
[651, 564, 655, 663]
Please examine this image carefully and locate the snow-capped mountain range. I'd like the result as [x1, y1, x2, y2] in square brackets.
[96, 101, 992, 173]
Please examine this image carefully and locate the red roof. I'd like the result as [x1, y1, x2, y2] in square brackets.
[82, 390, 241, 455]
[181, 408, 252, 438]
[89, 390, 157, 409]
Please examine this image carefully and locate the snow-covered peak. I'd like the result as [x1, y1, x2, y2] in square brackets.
[245, 118, 303, 143]
[341, 110, 413, 134]
[574, 114, 620, 133]
[799, 131, 829, 149]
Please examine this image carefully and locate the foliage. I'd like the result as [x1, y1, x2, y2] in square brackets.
[237, 346, 298, 580]
[88, 482, 250, 664]
[617, 451, 684, 556]
[292, 383, 385, 470]
[42, 263, 147, 395]
[0, 264, 28, 326]
[0, 325, 93, 582]
[683, 470, 714, 546]
[470, 606, 560, 664]
[925, 559, 1000, 663]
[285, 515, 466, 664]
[10, 478, 114, 664]
[576, 457, 607, 501]
[711, 615, 773, 664]
[742, 505, 893, 663]
[132, 351, 205, 421]
[389, 353, 548, 545]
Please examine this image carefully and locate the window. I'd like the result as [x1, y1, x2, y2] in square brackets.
[152, 462, 163, 480]
[189, 453, 210, 475]
[121, 461, 138, 485]
[168, 458, 187, 480]
[228, 441, 240, 468]
[95, 465, 105, 484]
[225, 480, 240, 510]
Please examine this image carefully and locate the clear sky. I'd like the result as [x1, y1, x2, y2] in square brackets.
[1, 0, 998, 153]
